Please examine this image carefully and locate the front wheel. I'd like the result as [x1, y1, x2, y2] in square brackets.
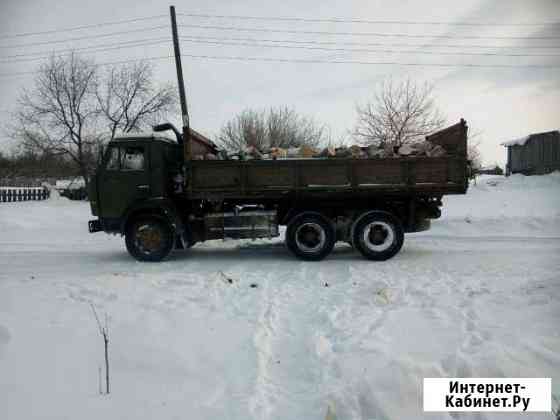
[352, 211, 404, 261]
[286, 213, 336, 261]
[125, 215, 174, 262]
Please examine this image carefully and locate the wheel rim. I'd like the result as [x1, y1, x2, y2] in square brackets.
[362, 221, 395, 252]
[134, 222, 165, 255]
[295, 222, 326, 253]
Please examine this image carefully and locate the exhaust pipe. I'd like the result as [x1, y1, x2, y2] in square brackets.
[153, 123, 183, 145]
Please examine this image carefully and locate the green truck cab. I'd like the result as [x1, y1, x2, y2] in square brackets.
[89, 120, 469, 262]
[89, 133, 185, 258]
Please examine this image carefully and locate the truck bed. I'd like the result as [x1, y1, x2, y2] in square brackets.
[186, 120, 469, 200]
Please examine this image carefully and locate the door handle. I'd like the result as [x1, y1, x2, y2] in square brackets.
[137, 185, 150, 191]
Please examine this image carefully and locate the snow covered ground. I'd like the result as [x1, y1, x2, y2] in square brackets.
[1, 174, 559, 420]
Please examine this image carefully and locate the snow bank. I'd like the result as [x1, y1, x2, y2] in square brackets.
[429, 173, 560, 237]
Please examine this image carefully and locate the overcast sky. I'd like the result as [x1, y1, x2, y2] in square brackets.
[1, 0, 559, 165]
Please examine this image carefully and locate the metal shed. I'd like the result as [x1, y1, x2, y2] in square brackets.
[502, 130, 560, 176]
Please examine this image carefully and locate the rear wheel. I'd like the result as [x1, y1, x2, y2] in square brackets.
[125, 215, 174, 262]
[352, 211, 404, 261]
[286, 213, 335, 261]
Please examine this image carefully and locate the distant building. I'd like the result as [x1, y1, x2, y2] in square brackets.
[501, 130, 560, 176]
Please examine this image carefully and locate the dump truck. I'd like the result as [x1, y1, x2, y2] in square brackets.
[88, 119, 469, 262]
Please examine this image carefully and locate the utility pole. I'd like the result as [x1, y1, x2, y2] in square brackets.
[169, 5, 191, 160]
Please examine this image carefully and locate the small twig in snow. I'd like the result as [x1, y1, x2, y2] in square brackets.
[90, 303, 110, 395]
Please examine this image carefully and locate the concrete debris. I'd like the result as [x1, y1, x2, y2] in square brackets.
[318, 146, 336, 157]
[334, 147, 351, 158]
[397, 143, 415, 156]
[299, 145, 319, 158]
[425, 144, 446, 157]
[194, 140, 446, 160]
[350, 145, 366, 158]
[270, 147, 288, 159]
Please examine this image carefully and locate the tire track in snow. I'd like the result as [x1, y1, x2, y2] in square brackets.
[320, 264, 410, 419]
[248, 260, 395, 420]
[436, 271, 493, 380]
[249, 262, 342, 420]
[249, 272, 276, 420]
[316, 263, 480, 419]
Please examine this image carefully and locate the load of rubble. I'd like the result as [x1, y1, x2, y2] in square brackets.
[194, 140, 446, 161]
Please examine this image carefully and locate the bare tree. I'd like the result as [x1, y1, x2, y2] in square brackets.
[9, 54, 178, 189]
[0, 150, 79, 184]
[96, 62, 177, 140]
[468, 141, 483, 171]
[266, 107, 324, 150]
[353, 78, 446, 148]
[11, 54, 98, 189]
[466, 127, 484, 178]
[0, 152, 18, 181]
[218, 109, 267, 152]
[217, 106, 325, 152]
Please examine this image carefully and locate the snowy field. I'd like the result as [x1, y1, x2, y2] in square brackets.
[1, 174, 559, 420]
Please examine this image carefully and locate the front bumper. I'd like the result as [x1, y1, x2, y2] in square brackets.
[88, 219, 102, 233]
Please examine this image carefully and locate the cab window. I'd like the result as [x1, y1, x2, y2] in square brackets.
[121, 146, 145, 171]
[105, 147, 120, 170]
[104, 145, 146, 171]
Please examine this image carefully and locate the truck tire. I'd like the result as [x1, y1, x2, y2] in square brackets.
[125, 215, 174, 262]
[352, 211, 404, 261]
[286, 213, 335, 261]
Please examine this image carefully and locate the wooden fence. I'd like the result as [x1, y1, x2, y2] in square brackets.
[0, 187, 50, 203]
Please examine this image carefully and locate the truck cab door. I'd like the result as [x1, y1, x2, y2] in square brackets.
[98, 142, 151, 219]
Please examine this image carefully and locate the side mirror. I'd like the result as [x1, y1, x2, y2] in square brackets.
[153, 123, 183, 145]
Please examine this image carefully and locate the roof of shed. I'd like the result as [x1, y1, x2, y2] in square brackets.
[501, 130, 559, 147]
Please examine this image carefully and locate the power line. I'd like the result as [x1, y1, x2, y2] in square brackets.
[178, 23, 560, 40]
[96, 55, 173, 67]
[3, 33, 559, 64]
[178, 36, 560, 57]
[0, 11, 552, 43]
[0, 15, 167, 40]
[178, 53, 560, 68]
[1, 51, 557, 78]
[177, 12, 558, 27]
[0, 25, 169, 49]
[1, 23, 557, 58]
[0, 38, 171, 63]
[0, 55, 174, 77]
[181, 35, 560, 50]
[3, 34, 557, 64]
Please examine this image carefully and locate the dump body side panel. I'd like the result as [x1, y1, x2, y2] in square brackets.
[186, 155, 467, 200]
[185, 119, 468, 200]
